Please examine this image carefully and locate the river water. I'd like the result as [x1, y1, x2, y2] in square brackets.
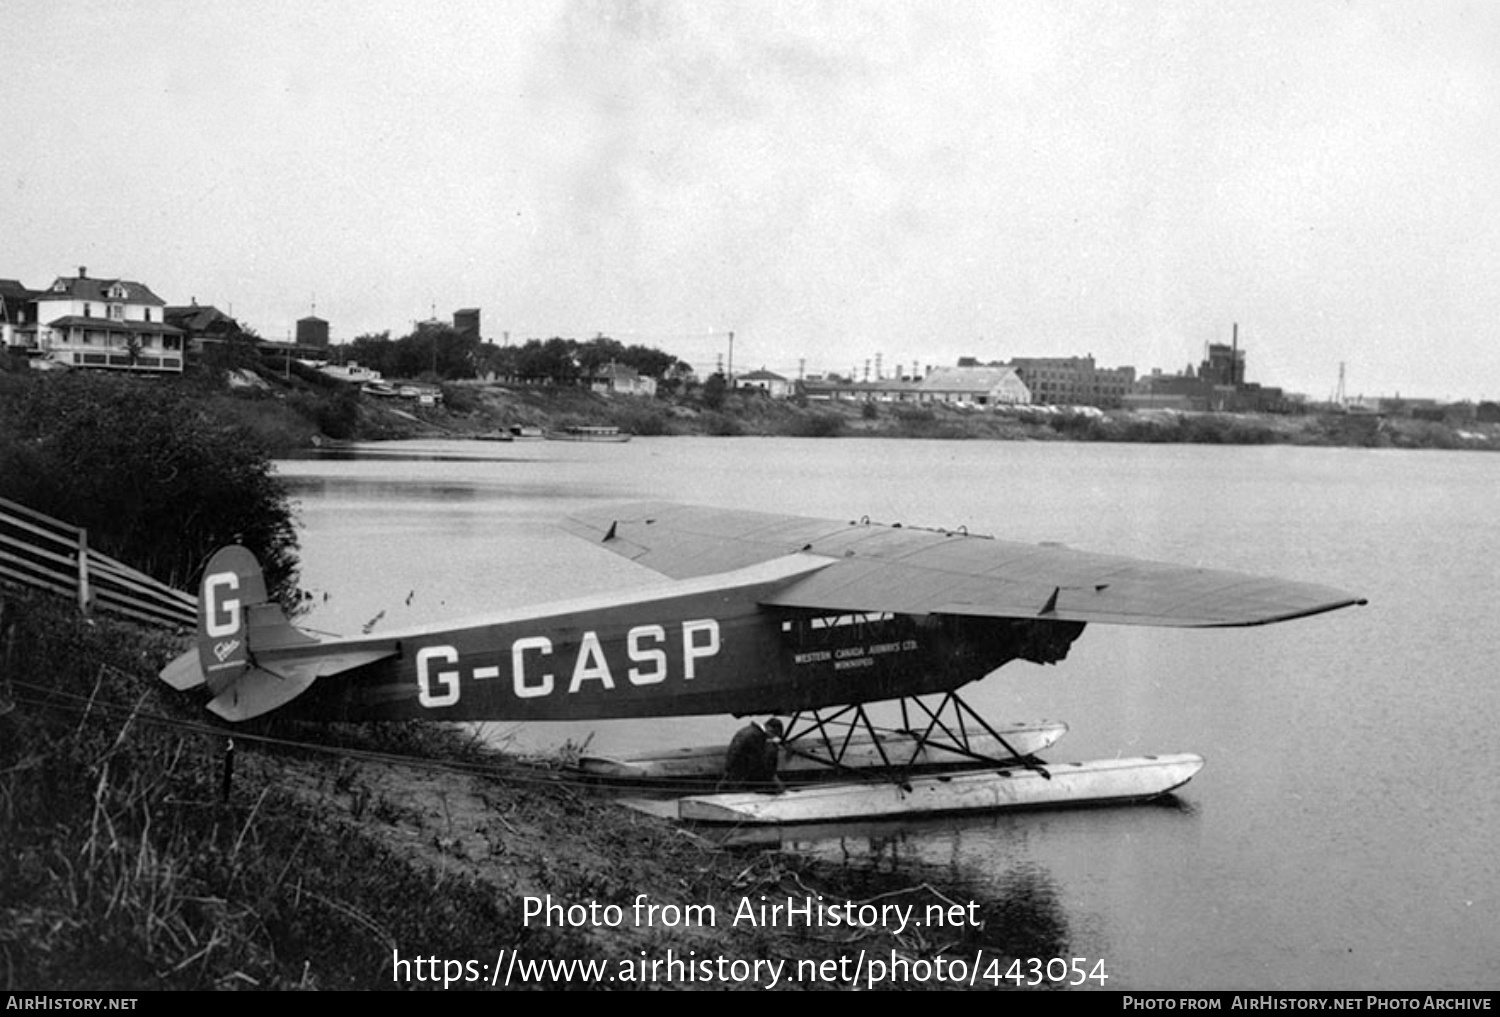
[276, 436, 1497, 991]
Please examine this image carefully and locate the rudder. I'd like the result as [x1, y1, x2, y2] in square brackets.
[196, 545, 314, 697]
[198, 546, 264, 696]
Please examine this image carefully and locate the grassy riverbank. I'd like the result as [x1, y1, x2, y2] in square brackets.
[4, 365, 1495, 453]
[304, 377, 1500, 453]
[1, 595, 1062, 990]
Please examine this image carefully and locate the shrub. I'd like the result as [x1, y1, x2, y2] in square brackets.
[702, 411, 743, 436]
[606, 402, 673, 436]
[789, 412, 845, 438]
[438, 383, 481, 414]
[0, 595, 579, 990]
[701, 373, 728, 410]
[205, 392, 319, 451]
[0, 373, 300, 606]
[313, 389, 362, 439]
[1046, 413, 1106, 439]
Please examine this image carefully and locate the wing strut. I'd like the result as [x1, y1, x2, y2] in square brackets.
[779, 692, 1053, 784]
[904, 693, 1051, 780]
[781, 704, 898, 783]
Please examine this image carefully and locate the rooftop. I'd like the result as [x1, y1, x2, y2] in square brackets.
[40, 274, 168, 307]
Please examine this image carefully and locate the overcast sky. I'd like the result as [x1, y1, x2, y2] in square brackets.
[4, 0, 1497, 399]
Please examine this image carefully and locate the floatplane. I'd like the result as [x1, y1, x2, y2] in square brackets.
[160, 503, 1365, 825]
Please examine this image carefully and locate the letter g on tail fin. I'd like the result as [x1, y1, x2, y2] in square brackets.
[162, 544, 400, 722]
[158, 545, 279, 695]
[198, 546, 268, 696]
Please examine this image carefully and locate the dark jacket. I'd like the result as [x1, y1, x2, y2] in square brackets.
[722, 723, 779, 787]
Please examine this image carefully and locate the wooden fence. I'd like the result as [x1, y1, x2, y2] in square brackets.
[0, 495, 197, 629]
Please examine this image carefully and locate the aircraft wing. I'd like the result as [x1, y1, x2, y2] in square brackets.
[563, 502, 1366, 628]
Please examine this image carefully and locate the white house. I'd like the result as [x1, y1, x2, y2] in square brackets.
[32, 268, 184, 373]
[736, 368, 792, 399]
[590, 363, 658, 397]
[917, 366, 1031, 407]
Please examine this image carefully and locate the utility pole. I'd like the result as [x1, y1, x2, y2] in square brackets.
[727, 331, 734, 384]
[1231, 322, 1240, 387]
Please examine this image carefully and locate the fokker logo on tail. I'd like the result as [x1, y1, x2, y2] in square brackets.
[167, 543, 394, 720]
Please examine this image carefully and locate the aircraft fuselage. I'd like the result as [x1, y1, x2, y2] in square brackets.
[282, 563, 1082, 722]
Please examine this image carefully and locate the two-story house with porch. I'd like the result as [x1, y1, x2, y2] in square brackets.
[32, 268, 184, 373]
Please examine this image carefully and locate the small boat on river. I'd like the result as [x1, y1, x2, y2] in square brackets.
[544, 425, 632, 443]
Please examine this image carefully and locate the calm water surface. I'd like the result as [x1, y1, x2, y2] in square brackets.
[277, 437, 1498, 990]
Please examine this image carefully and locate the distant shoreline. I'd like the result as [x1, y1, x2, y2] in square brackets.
[359, 381, 1500, 453]
[6, 365, 1496, 453]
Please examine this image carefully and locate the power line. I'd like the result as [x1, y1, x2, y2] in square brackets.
[6, 674, 651, 794]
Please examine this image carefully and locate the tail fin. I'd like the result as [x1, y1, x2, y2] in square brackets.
[162, 545, 398, 722]
[158, 545, 317, 697]
[198, 545, 319, 696]
[197, 545, 263, 695]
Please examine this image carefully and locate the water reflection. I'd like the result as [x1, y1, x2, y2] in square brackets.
[282, 444, 538, 464]
[283, 476, 498, 501]
[276, 438, 1498, 990]
[710, 794, 1197, 858]
[698, 795, 1205, 974]
[718, 817, 1079, 966]
[809, 860, 1075, 972]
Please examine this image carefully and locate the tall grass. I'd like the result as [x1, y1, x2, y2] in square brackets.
[0, 596, 596, 989]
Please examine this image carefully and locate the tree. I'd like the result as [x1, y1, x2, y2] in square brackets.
[472, 340, 515, 379]
[344, 331, 395, 375]
[192, 324, 263, 385]
[576, 335, 626, 376]
[621, 344, 687, 380]
[333, 326, 482, 381]
[0, 373, 300, 607]
[702, 372, 728, 410]
[514, 338, 581, 383]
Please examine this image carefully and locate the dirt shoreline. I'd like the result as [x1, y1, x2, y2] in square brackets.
[0, 589, 1044, 990]
[236, 725, 1048, 990]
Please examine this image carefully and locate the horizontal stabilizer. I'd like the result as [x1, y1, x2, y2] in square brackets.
[209, 665, 320, 722]
[208, 645, 405, 726]
[160, 649, 205, 691]
[162, 543, 402, 719]
[208, 645, 398, 722]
